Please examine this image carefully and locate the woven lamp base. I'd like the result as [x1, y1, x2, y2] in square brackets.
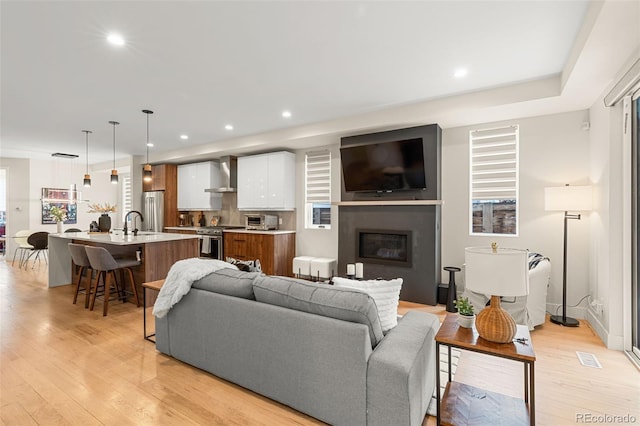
[475, 295, 517, 343]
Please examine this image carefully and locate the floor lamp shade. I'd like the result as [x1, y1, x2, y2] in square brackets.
[544, 185, 592, 212]
[544, 184, 592, 327]
[465, 247, 529, 343]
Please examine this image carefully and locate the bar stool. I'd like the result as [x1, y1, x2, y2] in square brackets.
[85, 246, 141, 316]
[68, 243, 93, 308]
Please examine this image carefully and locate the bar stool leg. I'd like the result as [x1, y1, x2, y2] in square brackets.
[124, 267, 140, 307]
[103, 271, 116, 316]
[72, 265, 86, 305]
[90, 271, 105, 311]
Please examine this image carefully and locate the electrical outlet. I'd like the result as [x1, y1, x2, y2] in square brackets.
[279, 217, 283, 225]
[595, 303, 604, 316]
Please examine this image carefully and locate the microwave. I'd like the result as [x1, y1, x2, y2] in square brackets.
[245, 214, 278, 230]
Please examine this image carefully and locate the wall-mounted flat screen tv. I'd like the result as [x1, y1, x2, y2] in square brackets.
[340, 137, 427, 192]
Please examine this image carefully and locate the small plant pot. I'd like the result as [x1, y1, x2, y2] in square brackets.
[457, 314, 475, 328]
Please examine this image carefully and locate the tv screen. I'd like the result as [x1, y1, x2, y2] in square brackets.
[340, 138, 426, 192]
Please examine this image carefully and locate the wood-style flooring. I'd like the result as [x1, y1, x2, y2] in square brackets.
[1, 259, 639, 425]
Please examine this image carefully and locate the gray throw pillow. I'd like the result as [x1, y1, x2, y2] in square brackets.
[253, 275, 384, 347]
[192, 268, 259, 299]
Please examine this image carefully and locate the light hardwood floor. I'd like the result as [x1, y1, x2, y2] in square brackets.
[1, 259, 638, 425]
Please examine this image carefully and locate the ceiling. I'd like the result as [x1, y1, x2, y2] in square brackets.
[1, 1, 638, 167]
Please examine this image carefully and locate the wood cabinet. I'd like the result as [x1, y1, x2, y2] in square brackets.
[237, 151, 295, 210]
[143, 164, 175, 192]
[178, 161, 222, 211]
[224, 231, 295, 276]
[142, 164, 178, 228]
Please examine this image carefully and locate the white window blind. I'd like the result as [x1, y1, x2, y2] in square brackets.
[305, 151, 331, 229]
[121, 174, 132, 222]
[469, 125, 519, 235]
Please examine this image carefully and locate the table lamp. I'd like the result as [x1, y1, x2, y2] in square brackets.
[464, 245, 529, 343]
[544, 184, 592, 327]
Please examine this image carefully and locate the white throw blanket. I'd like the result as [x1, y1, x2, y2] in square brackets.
[153, 258, 237, 318]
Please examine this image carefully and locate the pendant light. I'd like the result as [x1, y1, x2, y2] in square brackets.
[82, 130, 92, 187]
[109, 120, 119, 184]
[142, 109, 154, 182]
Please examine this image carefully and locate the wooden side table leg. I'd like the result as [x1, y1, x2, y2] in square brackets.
[524, 362, 529, 403]
[530, 361, 535, 425]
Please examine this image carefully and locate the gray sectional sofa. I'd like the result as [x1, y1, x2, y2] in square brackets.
[155, 268, 439, 426]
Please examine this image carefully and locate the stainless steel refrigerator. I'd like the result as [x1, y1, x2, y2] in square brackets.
[142, 191, 164, 232]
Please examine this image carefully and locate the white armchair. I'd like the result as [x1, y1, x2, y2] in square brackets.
[462, 254, 550, 330]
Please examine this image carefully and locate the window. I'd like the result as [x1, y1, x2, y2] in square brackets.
[469, 125, 519, 235]
[305, 150, 331, 229]
[121, 173, 132, 223]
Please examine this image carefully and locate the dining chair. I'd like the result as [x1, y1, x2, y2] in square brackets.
[11, 230, 33, 268]
[24, 231, 49, 269]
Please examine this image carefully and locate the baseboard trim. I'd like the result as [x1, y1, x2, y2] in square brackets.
[546, 303, 587, 319]
[586, 308, 624, 350]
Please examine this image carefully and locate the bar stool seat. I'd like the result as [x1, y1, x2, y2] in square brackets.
[68, 243, 94, 308]
[85, 246, 141, 316]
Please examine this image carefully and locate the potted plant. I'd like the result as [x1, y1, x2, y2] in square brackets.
[50, 206, 67, 234]
[454, 297, 475, 328]
[87, 202, 117, 232]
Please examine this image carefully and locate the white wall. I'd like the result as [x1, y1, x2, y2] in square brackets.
[28, 158, 120, 232]
[0, 158, 30, 259]
[295, 143, 341, 259]
[587, 81, 629, 350]
[0, 156, 121, 259]
[441, 110, 593, 319]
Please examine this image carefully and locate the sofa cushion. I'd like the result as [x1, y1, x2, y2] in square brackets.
[332, 277, 403, 333]
[192, 268, 259, 299]
[253, 275, 384, 347]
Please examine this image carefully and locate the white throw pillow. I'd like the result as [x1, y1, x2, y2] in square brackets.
[332, 277, 403, 333]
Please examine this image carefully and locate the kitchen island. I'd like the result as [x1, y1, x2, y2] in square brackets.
[49, 232, 199, 297]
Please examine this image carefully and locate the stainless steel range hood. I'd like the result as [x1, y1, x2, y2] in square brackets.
[205, 156, 237, 193]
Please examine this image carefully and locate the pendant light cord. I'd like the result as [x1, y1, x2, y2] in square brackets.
[146, 112, 150, 163]
[82, 130, 91, 174]
[108, 121, 119, 169]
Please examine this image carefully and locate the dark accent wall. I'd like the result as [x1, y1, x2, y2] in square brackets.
[338, 124, 442, 305]
[340, 124, 441, 201]
[338, 205, 441, 305]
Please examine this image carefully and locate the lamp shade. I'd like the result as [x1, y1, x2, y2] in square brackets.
[545, 185, 592, 211]
[464, 247, 529, 297]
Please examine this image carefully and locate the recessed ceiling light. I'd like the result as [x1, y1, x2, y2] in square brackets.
[107, 33, 125, 46]
[225, 124, 233, 131]
[146, 142, 154, 147]
[282, 110, 292, 118]
[454, 68, 468, 78]
[180, 135, 189, 140]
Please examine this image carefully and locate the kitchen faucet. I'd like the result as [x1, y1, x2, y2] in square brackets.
[123, 210, 144, 236]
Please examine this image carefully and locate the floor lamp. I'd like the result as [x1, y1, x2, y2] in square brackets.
[544, 184, 592, 327]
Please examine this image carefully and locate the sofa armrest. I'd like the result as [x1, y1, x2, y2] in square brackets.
[367, 310, 439, 426]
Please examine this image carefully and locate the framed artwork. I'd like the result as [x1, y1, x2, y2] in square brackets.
[41, 187, 78, 224]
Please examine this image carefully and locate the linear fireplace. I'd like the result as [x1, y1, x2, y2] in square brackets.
[357, 229, 412, 267]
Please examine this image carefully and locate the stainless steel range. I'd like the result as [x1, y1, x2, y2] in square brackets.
[196, 226, 244, 259]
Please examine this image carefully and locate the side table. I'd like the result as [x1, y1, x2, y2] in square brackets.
[142, 279, 164, 343]
[435, 313, 536, 425]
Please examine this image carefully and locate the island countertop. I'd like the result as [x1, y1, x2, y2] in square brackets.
[51, 231, 199, 246]
[48, 232, 200, 289]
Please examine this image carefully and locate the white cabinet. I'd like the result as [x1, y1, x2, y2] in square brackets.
[237, 151, 295, 210]
[177, 161, 222, 210]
